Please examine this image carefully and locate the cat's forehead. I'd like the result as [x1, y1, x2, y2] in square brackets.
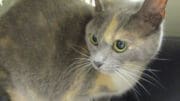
[92, 11, 136, 44]
[92, 11, 130, 26]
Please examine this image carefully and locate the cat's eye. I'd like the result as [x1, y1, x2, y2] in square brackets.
[113, 40, 128, 53]
[89, 33, 98, 46]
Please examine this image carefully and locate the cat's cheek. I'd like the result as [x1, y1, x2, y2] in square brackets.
[110, 73, 139, 95]
[86, 44, 97, 55]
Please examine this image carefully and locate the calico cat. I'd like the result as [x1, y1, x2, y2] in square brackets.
[0, 0, 168, 101]
[85, 0, 167, 100]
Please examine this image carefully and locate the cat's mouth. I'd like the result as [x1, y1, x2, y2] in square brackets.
[91, 61, 116, 74]
[99, 68, 115, 74]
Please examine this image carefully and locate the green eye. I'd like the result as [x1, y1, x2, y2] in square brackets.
[113, 40, 128, 53]
[89, 33, 98, 46]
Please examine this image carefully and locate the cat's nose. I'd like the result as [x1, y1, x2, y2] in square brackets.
[93, 61, 103, 68]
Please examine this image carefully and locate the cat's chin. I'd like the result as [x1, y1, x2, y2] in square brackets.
[94, 68, 115, 75]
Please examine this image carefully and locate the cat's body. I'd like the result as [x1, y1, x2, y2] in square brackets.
[0, 0, 94, 101]
[0, 0, 168, 101]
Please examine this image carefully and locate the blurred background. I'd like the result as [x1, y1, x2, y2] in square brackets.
[0, 0, 179, 101]
[166, 0, 180, 37]
[1, 0, 180, 37]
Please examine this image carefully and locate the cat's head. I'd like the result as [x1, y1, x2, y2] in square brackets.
[85, 0, 167, 75]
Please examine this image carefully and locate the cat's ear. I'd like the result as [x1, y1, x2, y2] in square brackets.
[137, 0, 168, 25]
[128, 0, 168, 35]
[95, 0, 104, 13]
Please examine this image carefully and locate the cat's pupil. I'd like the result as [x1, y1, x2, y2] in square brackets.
[116, 40, 125, 49]
[92, 35, 97, 43]
[89, 33, 98, 46]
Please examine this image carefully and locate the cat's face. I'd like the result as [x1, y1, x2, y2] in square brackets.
[85, 0, 167, 77]
[85, 11, 161, 75]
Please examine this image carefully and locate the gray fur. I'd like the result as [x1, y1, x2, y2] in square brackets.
[0, 0, 94, 101]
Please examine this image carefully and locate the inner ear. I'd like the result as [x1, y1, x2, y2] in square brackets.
[126, 0, 168, 36]
[137, 0, 168, 26]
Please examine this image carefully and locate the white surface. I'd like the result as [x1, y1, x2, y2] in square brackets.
[0, 0, 3, 6]
[129, 0, 143, 2]
[84, 0, 95, 6]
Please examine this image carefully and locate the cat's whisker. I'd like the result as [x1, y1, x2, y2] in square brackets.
[114, 70, 135, 89]
[142, 72, 164, 88]
[114, 70, 141, 96]
[66, 63, 92, 78]
[73, 58, 91, 67]
[65, 57, 92, 76]
[130, 85, 142, 97]
[85, 65, 94, 74]
[143, 68, 160, 79]
[124, 63, 159, 72]
[132, 87, 141, 97]
[151, 57, 170, 61]
[70, 46, 89, 58]
[114, 64, 161, 88]
[71, 44, 89, 52]
[74, 57, 89, 60]
[72, 60, 90, 65]
[63, 61, 85, 74]
[74, 62, 91, 70]
[123, 66, 163, 88]
[133, 90, 141, 101]
[77, 67, 92, 78]
[66, 61, 88, 71]
[124, 64, 161, 82]
[129, 66, 159, 80]
[134, 65, 160, 73]
[70, 44, 89, 54]
[116, 69, 151, 95]
[60, 63, 85, 80]
[145, 70, 159, 79]
[74, 64, 92, 75]
[74, 58, 91, 62]
[121, 67, 157, 87]
[70, 65, 93, 90]
[143, 69, 161, 81]
[71, 57, 91, 64]
[65, 62, 89, 75]
[144, 68, 160, 72]
[114, 71, 133, 88]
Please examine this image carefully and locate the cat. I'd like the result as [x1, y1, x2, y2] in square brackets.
[0, 0, 168, 101]
[85, 0, 167, 100]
